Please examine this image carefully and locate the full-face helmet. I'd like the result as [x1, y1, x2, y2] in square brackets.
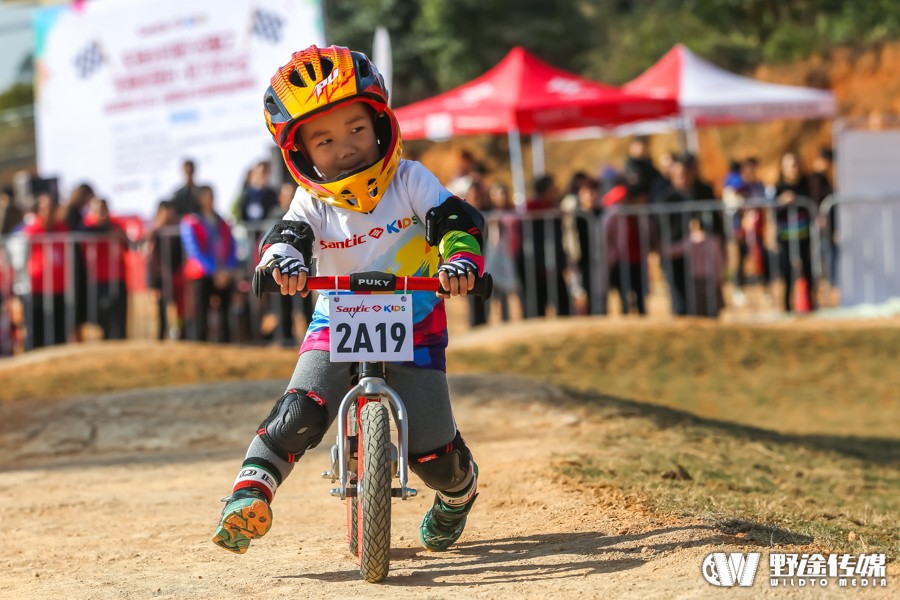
[264, 45, 401, 213]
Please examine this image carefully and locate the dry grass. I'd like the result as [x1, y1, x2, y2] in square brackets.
[448, 318, 900, 558]
[0, 340, 298, 404]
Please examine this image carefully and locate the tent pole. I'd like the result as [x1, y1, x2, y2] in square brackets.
[509, 128, 527, 207]
[685, 116, 700, 155]
[531, 132, 545, 178]
[677, 116, 689, 152]
[688, 126, 700, 155]
[676, 116, 700, 155]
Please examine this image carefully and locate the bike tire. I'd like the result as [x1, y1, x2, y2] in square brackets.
[346, 406, 359, 557]
[347, 494, 358, 556]
[358, 401, 392, 582]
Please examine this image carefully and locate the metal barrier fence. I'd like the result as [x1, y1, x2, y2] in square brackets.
[0, 222, 314, 354]
[501, 196, 824, 320]
[2, 195, 898, 354]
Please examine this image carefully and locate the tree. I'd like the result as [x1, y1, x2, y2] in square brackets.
[324, 0, 595, 104]
[322, 0, 900, 100]
[0, 83, 33, 111]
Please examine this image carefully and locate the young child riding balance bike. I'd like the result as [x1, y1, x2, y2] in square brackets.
[213, 45, 484, 555]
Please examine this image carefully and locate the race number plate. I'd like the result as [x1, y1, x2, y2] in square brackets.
[328, 294, 414, 362]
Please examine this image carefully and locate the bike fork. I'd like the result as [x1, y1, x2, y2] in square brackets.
[323, 376, 417, 500]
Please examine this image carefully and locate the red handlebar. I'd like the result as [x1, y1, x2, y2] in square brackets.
[252, 268, 492, 299]
[303, 276, 442, 291]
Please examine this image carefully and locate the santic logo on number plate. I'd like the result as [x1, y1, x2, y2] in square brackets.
[328, 294, 414, 362]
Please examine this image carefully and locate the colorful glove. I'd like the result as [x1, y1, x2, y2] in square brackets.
[263, 252, 309, 278]
[257, 220, 314, 276]
[438, 257, 479, 278]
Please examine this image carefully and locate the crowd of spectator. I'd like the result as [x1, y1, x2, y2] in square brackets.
[0, 159, 315, 354]
[447, 138, 836, 324]
[0, 140, 838, 354]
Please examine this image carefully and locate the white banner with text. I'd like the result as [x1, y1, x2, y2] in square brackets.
[34, 0, 324, 217]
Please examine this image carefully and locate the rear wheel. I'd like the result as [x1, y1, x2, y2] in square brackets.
[358, 401, 392, 582]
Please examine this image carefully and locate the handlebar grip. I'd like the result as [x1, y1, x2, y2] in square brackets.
[251, 267, 281, 298]
[458, 273, 492, 299]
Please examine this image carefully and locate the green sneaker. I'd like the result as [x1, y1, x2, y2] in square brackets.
[419, 465, 478, 552]
[213, 488, 273, 554]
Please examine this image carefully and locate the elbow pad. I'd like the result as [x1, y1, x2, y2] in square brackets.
[258, 220, 315, 264]
[425, 196, 485, 250]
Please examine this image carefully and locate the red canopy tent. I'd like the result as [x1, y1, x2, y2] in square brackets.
[393, 47, 677, 200]
[395, 46, 677, 138]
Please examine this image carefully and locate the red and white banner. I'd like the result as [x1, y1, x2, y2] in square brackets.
[35, 0, 324, 217]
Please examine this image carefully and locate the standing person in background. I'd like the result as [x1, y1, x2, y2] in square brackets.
[234, 161, 280, 342]
[23, 192, 69, 349]
[659, 159, 690, 316]
[722, 159, 743, 193]
[604, 184, 648, 316]
[518, 175, 570, 318]
[180, 185, 238, 342]
[809, 147, 837, 288]
[83, 198, 129, 339]
[464, 163, 490, 210]
[237, 161, 279, 224]
[146, 201, 184, 340]
[447, 149, 478, 198]
[0, 238, 14, 355]
[482, 182, 518, 322]
[465, 167, 491, 328]
[0, 187, 24, 235]
[624, 136, 666, 204]
[660, 154, 721, 315]
[665, 218, 724, 318]
[172, 159, 201, 217]
[774, 151, 816, 312]
[727, 157, 771, 306]
[563, 176, 603, 315]
[63, 183, 94, 341]
[265, 182, 313, 346]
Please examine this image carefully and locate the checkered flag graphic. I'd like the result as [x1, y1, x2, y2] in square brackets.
[252, 8, 284, 44]
[74, 41, 104, 79]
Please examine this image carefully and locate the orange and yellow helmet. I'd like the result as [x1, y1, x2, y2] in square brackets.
[263, 45, 401, 213]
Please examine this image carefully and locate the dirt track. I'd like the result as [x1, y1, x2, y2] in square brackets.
[4, 375, 893, 599]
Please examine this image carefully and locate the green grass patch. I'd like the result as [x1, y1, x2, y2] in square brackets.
[450, 324, 900, 438]
[449, 322, 900, 558]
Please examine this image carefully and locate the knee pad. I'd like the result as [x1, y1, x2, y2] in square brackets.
[257, 389, 329, 462]
[410, 431, 474, 492]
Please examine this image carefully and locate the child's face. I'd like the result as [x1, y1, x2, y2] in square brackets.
[298, 102, 379, 180]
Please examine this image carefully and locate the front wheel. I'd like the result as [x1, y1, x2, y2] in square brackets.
[358, 401, 392, 582]
[347, 492, 358, 556]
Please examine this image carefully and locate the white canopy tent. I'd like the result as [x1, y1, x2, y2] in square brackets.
[549, 44, 837, 145]
[624, 43, 836, 126]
